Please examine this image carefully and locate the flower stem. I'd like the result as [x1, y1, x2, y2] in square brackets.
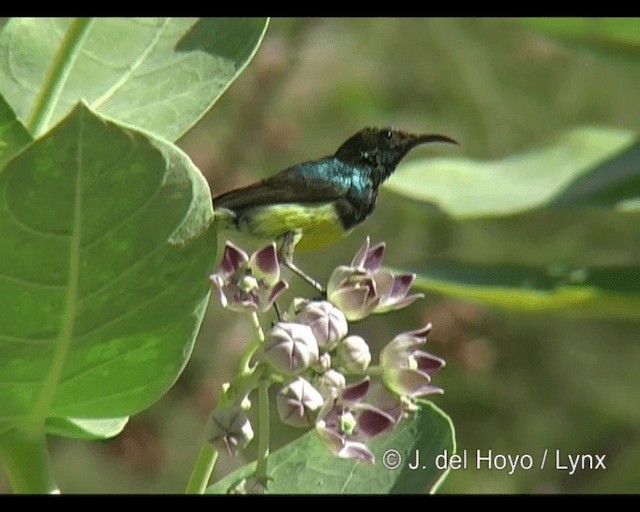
[237, 312, 265, 375]
[184, 442, 219, 494]
[366, 365, 382, 376]
[254, 378, 270, 486]
[0, 429, 58, 494]
[26, 18, 94, 137]
[186, 312, 266, 492]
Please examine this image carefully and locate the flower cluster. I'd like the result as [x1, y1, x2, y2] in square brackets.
[209, 237, 446, 465]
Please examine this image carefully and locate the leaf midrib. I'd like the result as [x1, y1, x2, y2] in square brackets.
[90, 18, 171, 110]
[23, 111, 84, 434]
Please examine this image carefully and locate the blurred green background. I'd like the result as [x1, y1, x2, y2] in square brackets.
[3, 17, 638, 494]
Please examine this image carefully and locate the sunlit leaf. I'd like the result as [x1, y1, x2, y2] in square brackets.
[388, 127, 637, 218]
[0, 17, 269, 140]
[0, 103, 216, 435]
[0, 94, 31, 166]
[411, 261, 640, 318]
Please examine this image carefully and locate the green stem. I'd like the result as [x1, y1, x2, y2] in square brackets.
[367, 365, 382, 376]
[26, 17, 94, 137]
[237, 312, 265, 375]
[184, 443, 219, 494]
[185, 311, 266, 493]
[254, 378, 270, 486]
[0, 429, 58, 494]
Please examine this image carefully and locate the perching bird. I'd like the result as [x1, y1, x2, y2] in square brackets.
[213, 127, 456, 290]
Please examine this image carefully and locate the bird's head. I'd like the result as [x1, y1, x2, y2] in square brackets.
[334, 127, 457, 175]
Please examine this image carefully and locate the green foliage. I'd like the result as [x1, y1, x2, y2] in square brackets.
[388, 128, 637, 217]
[0, 103, 216, 434]
[521, 17, 640, 50]
[0, 95, 31, 166]
[0, 18, 268, 139]
[0, 17, 269, 493]
[387, 127, 640, 316]
[208, 401, 454, 494]
[1, 16, 638, 494]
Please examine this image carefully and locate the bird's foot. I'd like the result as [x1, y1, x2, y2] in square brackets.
[280, 231, 326, 295]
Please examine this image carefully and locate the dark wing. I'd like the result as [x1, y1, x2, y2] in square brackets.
[212, 158, 352, 211]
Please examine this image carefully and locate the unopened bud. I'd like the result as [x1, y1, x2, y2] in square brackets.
[263, 322, 319, 375]
[296, 300, 348, 351]
[208, 407, 254, 456]
[337, 335, 371, 374]
[315, 369, 346, 400]
[276, 378, 325, 428]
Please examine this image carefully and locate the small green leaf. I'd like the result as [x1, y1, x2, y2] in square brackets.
[207, 401, 455, 494]
[0, 94, 31, 166]
[387, 127, 637, 218]
[0, 18, 269, 140]
[45, 416, 128, 440]
[0, 103, 216, 435]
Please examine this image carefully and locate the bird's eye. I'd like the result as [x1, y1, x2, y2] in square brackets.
[386, 130, 393, 139]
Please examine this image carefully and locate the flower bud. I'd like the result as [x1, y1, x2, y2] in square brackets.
[276, 377, 325, 428]
[313, 352, 332, 373]
[296, 301, 348, 351]
[337, 335, 371, 374]
[228, 477, 267, 495]
[315, 369, 346, 400]
[263, 322, 319, 375]
[208, 407, 254, 456]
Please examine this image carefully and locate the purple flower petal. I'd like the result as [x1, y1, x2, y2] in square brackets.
[220, 242, 248, 275]
[356, 405, 396, 438]
[350, 237, 371, 268]
[394, 368, 444, 398]
[390, 273, 416, 298]
[250, 243, 280, 285]
[341, 377, 370, 402]
[362, 242, 385, 272]
[372, 269, 395, 298]
[376, 292, 425, 314]
[367, 383, 404, 424]
[337, 441, 375, 464]
[407, 323, 433, 340]
[263, 280, 289, 311]
[415, 351, 446, 375]
[329, 283, 379, 321]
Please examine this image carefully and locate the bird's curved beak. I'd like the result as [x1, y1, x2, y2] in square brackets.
[414, 133, 459, 146]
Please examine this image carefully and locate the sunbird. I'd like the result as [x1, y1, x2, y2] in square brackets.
[213, 127, 456, 290]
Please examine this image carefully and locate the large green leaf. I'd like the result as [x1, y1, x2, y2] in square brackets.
[207, 401, 455, 494]
[0, 17, 269, 140]
[0, 103, 216, 435]
[411, 261, 640, 318]
[387, 127, 637, 218]
[0, 94, 31, 166]
[387, 126, 640, 316]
